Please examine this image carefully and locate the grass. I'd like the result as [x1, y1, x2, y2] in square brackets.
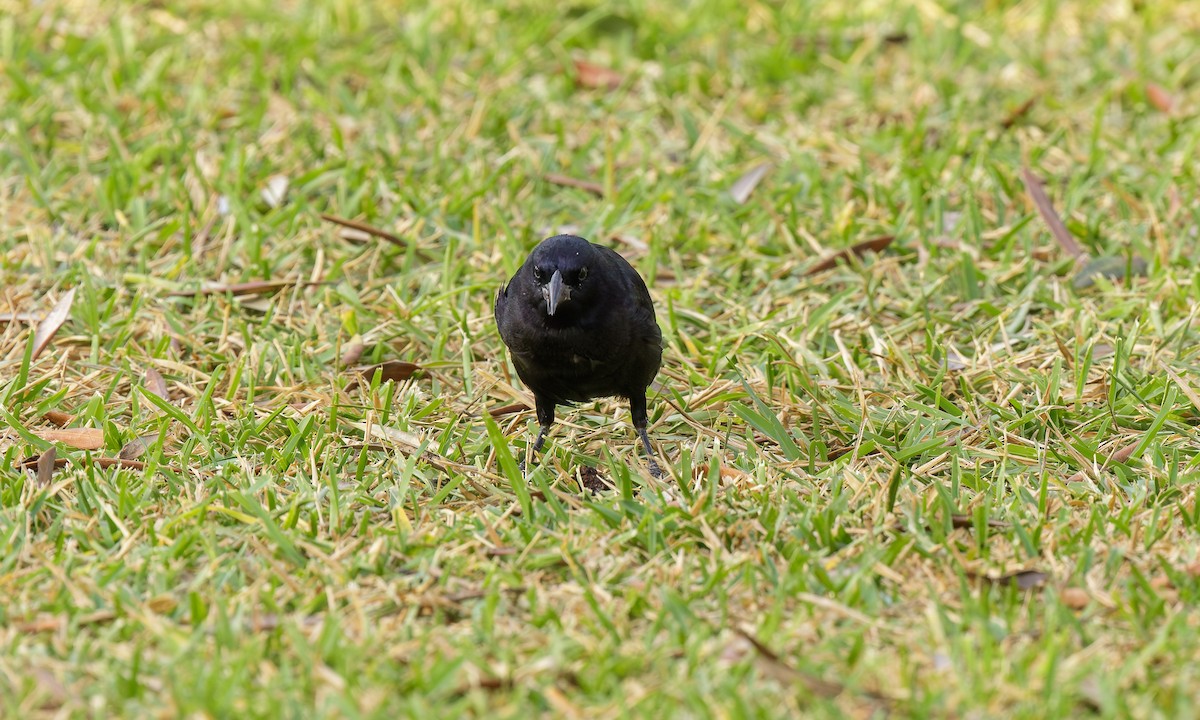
[2, 0, 1200, 716]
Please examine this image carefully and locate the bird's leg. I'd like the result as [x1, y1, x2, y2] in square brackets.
[519, 397, 555, 473]
[530, 425, 550, 455]
[629, 394, 663, 478]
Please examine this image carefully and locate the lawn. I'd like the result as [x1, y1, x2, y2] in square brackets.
[3, 0, 1200, 717]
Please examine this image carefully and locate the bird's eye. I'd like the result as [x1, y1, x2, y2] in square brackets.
[533, 266, 547, 282]
[577, 267, 588, 282]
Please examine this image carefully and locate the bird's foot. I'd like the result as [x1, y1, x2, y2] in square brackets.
[637, 427, 663, 479]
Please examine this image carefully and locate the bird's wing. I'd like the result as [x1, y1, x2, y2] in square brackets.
[594, 244, 661, 346]
[494, 283, 509, 336]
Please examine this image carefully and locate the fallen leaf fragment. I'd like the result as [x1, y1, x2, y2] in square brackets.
[1060, 587, 1090, 609]
[573, 59, 622, 90]
[36, 428, 104, 450]
[43, 410, 73, 427]
[36, 447, 56, 485]
[30, 666, 67, 709]
[489, 402, 529, 417]
[1071, 255, 1148, 289]
[146, 595, 177, 614]
[1020, 167, 1085, 259]
[340, 338, 366, 366]
[806, 236, 896, 275]
[1066, 438, 1140, 483]
[579, 465, 610, 493]
[694, 462, 750, 482]
[353, 361, 422, 384]
[989, 569, 1049, 590]
[950, 514, 1009, 530]
[542, 685, 583, 718]
[118, 433, 160, 461]
[144, 367, 170, 400]
[1146, 83, 1173, 113]
[544, 173, 604, 196]
[730, 162, 771, 204]
[31, 287, 76, 361]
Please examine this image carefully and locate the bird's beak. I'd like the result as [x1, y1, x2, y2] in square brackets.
[544, 270, 567, 315]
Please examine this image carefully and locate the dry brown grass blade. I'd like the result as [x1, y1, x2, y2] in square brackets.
[31, 287, 76, 361]
[544, 173, 604, 196]
[1001, 96, 1038, 129]
[353, 421, 505, 482]
[16, 453, 63, 472]
[166, 280, 326, 298]
[36, 428, 104, 450]
[17, 611, 117, 634]
[734, 628, 846, 698]
[1163, 365, 1200, 414]
[0, 312, 39, 323]
[144, 367, 170, 400]
[805, 236, 896, 275]
[1146, 83, 1173, 113]
[319, 213, 433, 260]
[573, 59, 623, 90]
[1020, 167, 1085, 259]
[36, 447, 57, 485]
[244, 614, 324, 633]
[730, 162, 771, 204]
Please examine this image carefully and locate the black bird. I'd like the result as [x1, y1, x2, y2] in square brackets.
[495, 234, 663, 477]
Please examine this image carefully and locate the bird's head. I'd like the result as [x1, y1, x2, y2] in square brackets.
[525, 235, 597, 317]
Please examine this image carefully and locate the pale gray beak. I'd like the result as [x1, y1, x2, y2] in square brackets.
[544, 270, 567, 315]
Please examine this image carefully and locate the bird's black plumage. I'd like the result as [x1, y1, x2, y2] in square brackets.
[495, 234, 663, 477]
